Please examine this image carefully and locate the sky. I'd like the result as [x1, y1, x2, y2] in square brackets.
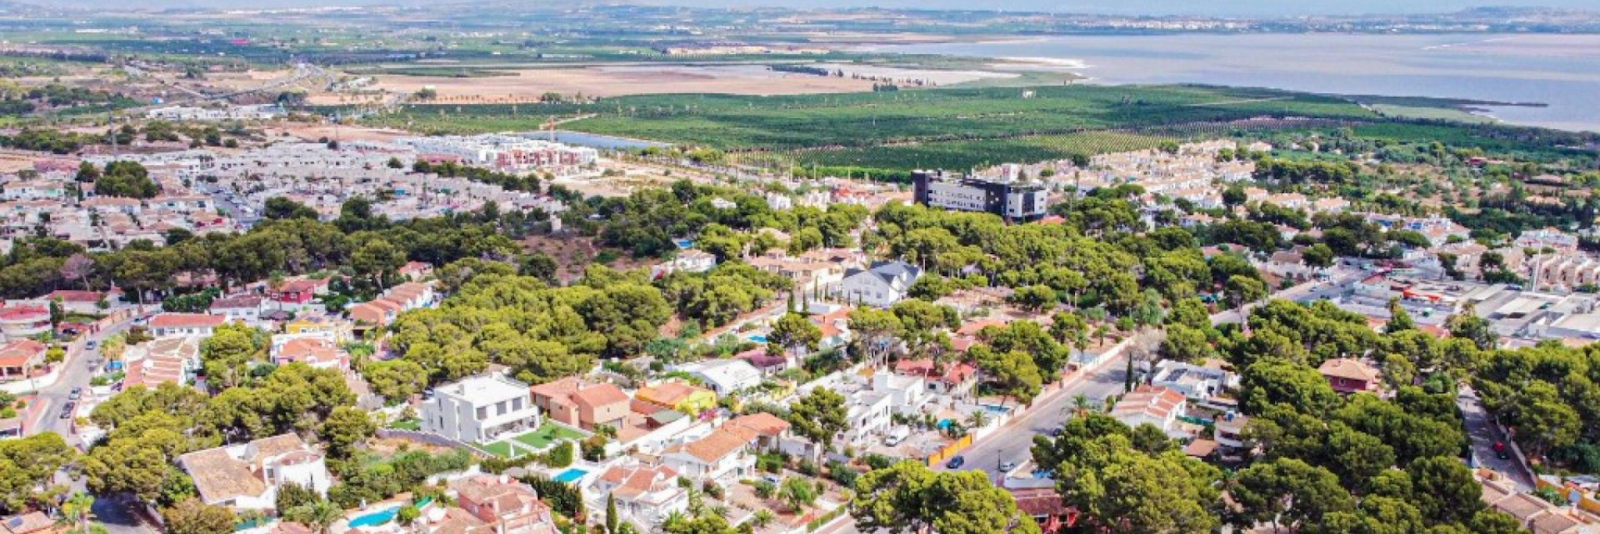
[37, 0, 1600, 17]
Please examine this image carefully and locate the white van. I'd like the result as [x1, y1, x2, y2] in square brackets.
[885, 427, 910, 446]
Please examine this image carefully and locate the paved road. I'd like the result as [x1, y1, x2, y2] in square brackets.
[936, 352, 1130, 480]
[27, 318, 137, 445]
[1458, 385, 1534, 490]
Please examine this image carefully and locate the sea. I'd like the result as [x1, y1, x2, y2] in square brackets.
[864, 33, 1600, 133]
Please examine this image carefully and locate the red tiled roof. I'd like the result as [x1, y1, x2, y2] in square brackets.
[0, 339, 47, 367]
[149, 313, 226, 329]
[0, 306, 48, 320]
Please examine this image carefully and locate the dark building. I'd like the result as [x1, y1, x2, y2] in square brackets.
[911, 169, 1050, 222]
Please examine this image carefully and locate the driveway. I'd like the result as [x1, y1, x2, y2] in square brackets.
[1458, 385, 1534, 490]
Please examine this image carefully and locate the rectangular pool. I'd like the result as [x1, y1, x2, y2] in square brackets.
[552, 468, 588, 484]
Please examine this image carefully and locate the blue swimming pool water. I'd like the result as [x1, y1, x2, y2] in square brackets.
[347, 497, 434, 528]
[552, 468, 588, 484]
[936, 419, 953, 429]
[748, 334, 767, 344]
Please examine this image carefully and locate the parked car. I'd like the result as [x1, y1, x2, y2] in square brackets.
[945, 456, 965, 469]
[68, 388, 81, 400]
[86, 340, 96, 350]
[1493, 441, 1510, 459]
[999, 460, 1018, 472]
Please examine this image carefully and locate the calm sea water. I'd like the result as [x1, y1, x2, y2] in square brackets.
[866, 33, 1600, 133]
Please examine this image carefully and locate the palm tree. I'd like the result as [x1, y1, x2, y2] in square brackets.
[661, 511, 688, 531]
[60, 492, 94, 534]
[286, 501, 343, 534]
[751, 510, 775, 528]
[965, 409, 989, 430]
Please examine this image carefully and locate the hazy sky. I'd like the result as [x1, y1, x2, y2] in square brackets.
[39, 0, 1598, 17]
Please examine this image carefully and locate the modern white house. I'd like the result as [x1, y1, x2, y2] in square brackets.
[839, 260, 922, 308]
[421, 374, 542, 443]
[1148, 360, 1235, 405]
[651, 250, 718, 280]
[176, 434, 330, 511]
[677, 359, 762, 395]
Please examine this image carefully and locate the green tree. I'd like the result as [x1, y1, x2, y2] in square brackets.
[787, 388, 848, 459]
[161, 499, 236, 534]
[319, 406, 375, 460]
[606, 492, 619, 534]
[852, 461, 1041, 534]
[60, 492, 94, 534]
[1229, 458, 1354, 532]
[1407, 456, 1483, 525]
[768, 312, 822, 357]
[285, 500, 344, 534]
[778, 476, 817, 515]
[1054, 435, 1218, 533]
[1385, 298, 1416, 333]
[972, 346, 1043, 403]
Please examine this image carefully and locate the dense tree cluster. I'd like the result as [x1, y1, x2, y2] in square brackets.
[1475, 343, 1600, 467]
[656, 260, 791, 329]
[83, 364, 362, 505]
[562, 180, 868, 259]
[0, 198, 518, 301]
[93, 161, 160, 199]
[381, 266, 671, 393]
[852, 460, 1042, 534]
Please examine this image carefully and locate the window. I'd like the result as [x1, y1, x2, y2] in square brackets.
[476, 406, 488, 420]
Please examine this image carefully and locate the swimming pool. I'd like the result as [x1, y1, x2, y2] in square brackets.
[936, 419, 953, 429]
[748, 334, 768, 344]
[552, 468, 588, 484]
[346, 497, 434, 528]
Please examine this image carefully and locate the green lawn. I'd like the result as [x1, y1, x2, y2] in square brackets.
[511, 425, 587, 451]
[388, 419, 421, 431]
[476, 441, 515, 458]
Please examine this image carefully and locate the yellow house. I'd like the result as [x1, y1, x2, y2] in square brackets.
[283, 315, 353, 343]
[636, 382, 717, 414]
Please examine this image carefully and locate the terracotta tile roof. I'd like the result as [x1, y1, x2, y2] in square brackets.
[673, 428, 750, 464]
[0, 340, 46, 368]
[599, 464, 678, 500]
[637, 382, 709, 406]
[1111, 386, 1186, 421]
[277, 337, 342, 366]
[572, 383, 629, 409]
[209, 295, 263, 310]
[179, 448, 266, 503]
[149, 313, 226, 329]
[529, 377, 581, 400]
[0, 306, 47, 321]
[1, 511, 55, 534]
[1318, 358, 1380, 383]
[726, 412, 790, 437]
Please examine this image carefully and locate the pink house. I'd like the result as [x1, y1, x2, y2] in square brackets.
[1318, 358, 1381, 395]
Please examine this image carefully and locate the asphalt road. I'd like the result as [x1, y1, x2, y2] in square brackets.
[1458, 385, 1534, 490]
[935, 352, 1130, 480]
[33, 317, 151, 534]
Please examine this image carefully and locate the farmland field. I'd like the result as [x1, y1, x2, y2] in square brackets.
[352, 83, 1397, 173]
